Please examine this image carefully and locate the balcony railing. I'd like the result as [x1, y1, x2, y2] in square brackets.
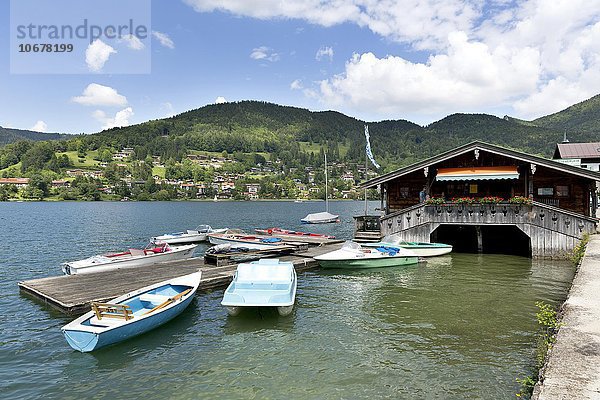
[378, 201, 597, 239]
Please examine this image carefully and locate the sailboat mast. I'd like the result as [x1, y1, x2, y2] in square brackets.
[325, 152, 329, 213]
[364, 139, 368, 216]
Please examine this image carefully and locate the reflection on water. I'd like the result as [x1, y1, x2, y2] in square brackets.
[0, 202, 575, 399]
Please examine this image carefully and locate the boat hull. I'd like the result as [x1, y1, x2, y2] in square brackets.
[366, 242, 452, 257]
[63, 245, 197, 275]
[317, 256, 418, 269]
[314, 241, 419, 269]
[208, 235, 284, 250]
[255, 228, 335, 240]
[300, 217, 339, 224]
[152, 233, 207, 244]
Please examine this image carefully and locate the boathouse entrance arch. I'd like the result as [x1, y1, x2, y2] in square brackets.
[430, 224, 531, 257]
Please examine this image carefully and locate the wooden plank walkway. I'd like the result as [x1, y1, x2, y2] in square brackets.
[18, 243, 341, 315]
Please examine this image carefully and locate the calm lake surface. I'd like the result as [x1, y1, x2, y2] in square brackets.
[0, 201, 575, 399]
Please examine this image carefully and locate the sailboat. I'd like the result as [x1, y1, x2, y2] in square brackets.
[301, 153, 340, 224]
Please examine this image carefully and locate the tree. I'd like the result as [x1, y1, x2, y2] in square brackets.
[154, 189, 171, 201]
[77, 141, 87, 158]
[20, 142, 55, 172]
[71, 176, 101, 200]
[0, 186, 10, 201]
[23, 173, 50, 199]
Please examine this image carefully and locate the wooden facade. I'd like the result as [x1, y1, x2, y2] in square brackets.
[357, 142, 600, 258]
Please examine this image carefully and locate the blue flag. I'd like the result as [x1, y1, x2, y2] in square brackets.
[364, 125, 380, 169]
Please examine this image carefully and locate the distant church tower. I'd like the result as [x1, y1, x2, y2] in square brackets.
[562, 131, 569, 143]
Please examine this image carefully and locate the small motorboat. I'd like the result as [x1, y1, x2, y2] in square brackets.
[152, 225, 228, 244]
[221, 259, 297, 316]
[62, 242, 198, 275]
[365, 236, 452, 257]
[255, 227, 335, 240]
[314, 241, 419, 269]
[208, 231, 288, 250]
[62, 271, 201, 352]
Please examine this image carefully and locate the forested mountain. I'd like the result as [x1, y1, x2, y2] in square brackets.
[57, 100, 565, 172]
[532, 94, 600, 135]
[2, 95, 600, 174]
[0, 126, 67, 146]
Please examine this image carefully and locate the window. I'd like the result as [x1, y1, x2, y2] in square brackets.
[556, 185, 569, 197]
[400, 187, 409, 198]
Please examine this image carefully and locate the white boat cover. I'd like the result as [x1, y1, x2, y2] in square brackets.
[301, 211, 339, 223]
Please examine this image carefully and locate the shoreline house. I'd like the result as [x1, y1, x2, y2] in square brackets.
[355, 141, 600, 258]
[553, 141, 600, 172]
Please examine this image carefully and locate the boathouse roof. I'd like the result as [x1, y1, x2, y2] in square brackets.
[360, 141, 600, 188]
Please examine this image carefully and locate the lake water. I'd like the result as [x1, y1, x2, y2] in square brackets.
[0, 201, 575, 399]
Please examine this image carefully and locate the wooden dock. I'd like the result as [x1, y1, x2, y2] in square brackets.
[18, 242, 342, 315]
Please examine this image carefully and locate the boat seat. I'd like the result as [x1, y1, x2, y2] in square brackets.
[89, 316, 127, 327]
[236, 263, 293, 284]
[139, 293, 170, 305]
[129, 248, 145, 256]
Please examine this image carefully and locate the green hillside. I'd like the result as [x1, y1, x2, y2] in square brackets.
[77, 101, 424, 172]
[0, 126, 68, 146]
[533, 94, 600, 136]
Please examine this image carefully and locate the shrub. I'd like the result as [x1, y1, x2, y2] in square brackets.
[479, 196, 504, 204]
[425, 197, 445, 205]
[452, 196, 476, 204]
[571, 233, 590, 265]
[509, 196, 532, 205]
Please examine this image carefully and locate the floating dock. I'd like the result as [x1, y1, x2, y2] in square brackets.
[18, 242, 342, 315]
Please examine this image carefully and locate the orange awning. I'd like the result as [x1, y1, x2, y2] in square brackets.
[436, 166, 519, 181]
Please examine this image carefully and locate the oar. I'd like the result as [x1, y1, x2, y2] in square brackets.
[143, 288, 193, 315]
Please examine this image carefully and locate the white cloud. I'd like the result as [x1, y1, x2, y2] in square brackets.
[120, 34, 145, 50]
[161, 102, 176, 117]
[316, 46, 334, 61]
[184, 0, 479, 50]
[215, 96, 227, 104]
[72, 84, 128, 107]
[85, 39, 116, 72]
[319, 33, 541, 120]
[290, 79, 303, 90]
[185, 0, 600, 121]
[30, 120, 47, 132]
[93, 107, 134, 130]
[152, 31, 175, 49]
[250, 46, 280, 62]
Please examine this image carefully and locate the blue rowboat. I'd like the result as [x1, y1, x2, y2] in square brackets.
[62, 271, 202, 352]
[221, 259, 297, 317]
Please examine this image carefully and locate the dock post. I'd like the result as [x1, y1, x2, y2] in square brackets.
[476, 226, 483, 253]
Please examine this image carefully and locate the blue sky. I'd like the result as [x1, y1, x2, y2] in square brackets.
[2, 0, 600, 134]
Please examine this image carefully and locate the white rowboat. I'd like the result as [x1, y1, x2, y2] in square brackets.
[62, 242, 197, 275]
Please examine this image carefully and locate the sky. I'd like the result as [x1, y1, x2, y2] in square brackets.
[2, 0, 600, 134]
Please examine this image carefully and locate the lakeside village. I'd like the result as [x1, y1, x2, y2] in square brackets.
[0, 146, 378, 201]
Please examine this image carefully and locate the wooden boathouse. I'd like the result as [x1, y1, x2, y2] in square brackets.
[355, 141, 600, 258]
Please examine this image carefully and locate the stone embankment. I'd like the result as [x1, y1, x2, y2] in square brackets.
[534, 234, 600, 399]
